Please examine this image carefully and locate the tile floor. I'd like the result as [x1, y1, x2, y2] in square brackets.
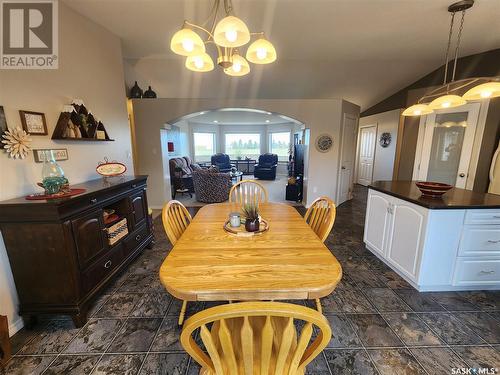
[2, 185, 500, 375]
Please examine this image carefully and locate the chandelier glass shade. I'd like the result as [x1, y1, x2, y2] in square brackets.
[213, 16, 251, 48]
[185, 53, 215, 72]
[224, 54, 250, 76]
[402, 0, 499, 117]
[246, 38, 277, 64]
[170, 28, 206, 56]
[170, 0, 276, 76]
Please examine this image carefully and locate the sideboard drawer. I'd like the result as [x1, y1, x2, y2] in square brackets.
[82, 244, 124, 294]
[459, 227, 500, 256]
[465, 210, 500, 225]
[453, 258, 500, 286]
[124, 224, 149, 258]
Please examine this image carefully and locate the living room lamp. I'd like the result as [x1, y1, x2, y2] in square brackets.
[170, 0, 276, 75]
[402, 0, 500, 117]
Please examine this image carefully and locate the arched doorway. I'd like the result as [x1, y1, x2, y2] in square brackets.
[162, 108, 309, 206]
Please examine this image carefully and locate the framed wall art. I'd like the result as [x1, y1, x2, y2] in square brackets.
[33, 148, 69, 163]
[0, 106, 7, 149]
[19, 110, 48, 136]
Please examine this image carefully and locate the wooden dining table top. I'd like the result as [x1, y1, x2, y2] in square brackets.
[159, 202, 343, 302]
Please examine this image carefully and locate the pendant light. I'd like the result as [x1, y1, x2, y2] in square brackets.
[402, 0, 500, 117]
[224, 53, 250, 76]
[170, 28, 206, 56]
[169, 0, 276, 76]
[246, 37, 277, 64]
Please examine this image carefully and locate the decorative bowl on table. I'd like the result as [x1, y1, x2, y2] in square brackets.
[415, 181, 453, 198]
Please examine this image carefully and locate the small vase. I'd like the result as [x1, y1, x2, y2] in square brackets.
[143, 85, 157, 98]
[129, 81, 143, 98]
[41, 151, 68, 194]
[245, 218, 260, 232]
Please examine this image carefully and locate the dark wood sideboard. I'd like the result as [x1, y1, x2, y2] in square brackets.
[0, 175, 153, 327]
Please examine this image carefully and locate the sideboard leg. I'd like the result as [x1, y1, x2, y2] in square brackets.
[23, 314, 38, 330]
[71, 310, 88, 328]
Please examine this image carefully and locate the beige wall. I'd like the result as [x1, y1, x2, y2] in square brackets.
[359, 109, 402, 182]
[130, 98, 360, 208]
[0, 3, 132, 335]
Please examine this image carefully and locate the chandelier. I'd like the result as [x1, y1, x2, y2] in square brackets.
[169, 0, 276, 76]
[402, 0, 500, 116]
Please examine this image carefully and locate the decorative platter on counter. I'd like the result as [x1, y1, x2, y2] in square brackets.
[96, 158, 127, 177]
[415, 181, 453, 198]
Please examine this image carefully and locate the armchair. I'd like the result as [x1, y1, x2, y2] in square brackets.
[254, 153, 278, 180]
[210, 153, 234, 173]
[192, 169, 231, 203]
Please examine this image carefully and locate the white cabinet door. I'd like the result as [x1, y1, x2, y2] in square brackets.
[364, 191, 391, 257]
[386, 201, 426, 282]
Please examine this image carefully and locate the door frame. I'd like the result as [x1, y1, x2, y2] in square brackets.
[412, 102, 482, 187]
[355, 123, 377, 186]
[336, 113, 359, 204]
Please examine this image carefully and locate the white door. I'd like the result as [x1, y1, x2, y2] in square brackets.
[337, 114, 358, 204]
[357, 125, 377, 186]
[364, 191, 391, 257]
[415, 103, 480, 188]
[386, 201, 426, 282]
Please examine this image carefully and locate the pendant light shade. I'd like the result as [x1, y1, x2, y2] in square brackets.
[428, 94, 467, 110]
[185, 53, 214, 72]
[224, 54, 250, 76]
[246, 38, 277, 64]
[170, 28, 206, 56]
[402, 104, 434, 117]
[462, 82, 500, 100]
[213, 16, 250, 47]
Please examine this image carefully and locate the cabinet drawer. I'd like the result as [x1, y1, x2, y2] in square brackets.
[459, 227, 500, 256]
[123, 224, 149, 258]
[465, 210, 500, 225]
[453, 258, 500, 286]
[82, 244, 124, 293]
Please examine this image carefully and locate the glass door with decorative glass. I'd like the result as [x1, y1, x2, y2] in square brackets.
[414, 103, 480, 188]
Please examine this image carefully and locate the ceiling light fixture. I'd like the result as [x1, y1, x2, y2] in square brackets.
[170, 0, 276, 77]
[402, 0, 500, 117]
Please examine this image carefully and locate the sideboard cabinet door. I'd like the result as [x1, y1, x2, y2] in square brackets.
[130, 191, 147, 228]
[364, 191, 391, 257]
[72, 210, 107, 269]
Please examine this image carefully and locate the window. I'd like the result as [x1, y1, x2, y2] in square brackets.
[193, 132, 215, 162]
[270, 132, 291, 161]
[225, 133, 261, 159]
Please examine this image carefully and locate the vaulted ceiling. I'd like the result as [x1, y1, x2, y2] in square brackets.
[63, 0, 500, 110]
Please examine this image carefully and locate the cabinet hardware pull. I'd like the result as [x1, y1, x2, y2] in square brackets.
[135, 235, 141, 241]
[487, 240, 500, 243]
[90, 198, 97, 204]
[131, 184, 137, 188]
[104, 260, 112, 269]
[479, 270, 495, 274]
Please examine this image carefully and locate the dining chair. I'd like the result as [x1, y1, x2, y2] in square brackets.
[180, 301, 331, 375]
[162, 200, 192, 325]
[229, 180, 268, 205]
[304, 196, 336, 313]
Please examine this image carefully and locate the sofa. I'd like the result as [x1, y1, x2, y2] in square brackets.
[211, 153, 234, 173]
[254, 153, 278, 180]
[169, 156, 198, 198]
[192, 168, 231, 203]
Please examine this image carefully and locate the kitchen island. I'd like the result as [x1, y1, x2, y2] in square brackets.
[364, 181, 500, 291]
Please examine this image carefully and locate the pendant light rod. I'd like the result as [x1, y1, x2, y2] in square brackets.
[442, 11, 455, 85]
[451, 10, 466, 82]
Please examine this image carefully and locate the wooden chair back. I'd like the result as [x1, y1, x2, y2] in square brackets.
[162, 200, 192, 245]
[180, 301, 331, 375]
[304, 196, 336, 243]
[229, 180, 268, 205]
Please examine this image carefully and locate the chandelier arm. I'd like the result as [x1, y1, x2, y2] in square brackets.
[184, 21, 222, 55]
[223, 0, 234, 15]
[201, 0, 219, 28]
[443, 11, 456, 85]
[208, 0, 220, 37]
[418, 77, 499, 103]
[451, 10, 466, 82]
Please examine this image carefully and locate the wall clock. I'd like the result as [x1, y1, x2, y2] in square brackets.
[315, 134, 333, 153]
[379, 132, 391, 148]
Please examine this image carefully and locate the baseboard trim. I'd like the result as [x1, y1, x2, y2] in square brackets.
[8, 316, 23, 337]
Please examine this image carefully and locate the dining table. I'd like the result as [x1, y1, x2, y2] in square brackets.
[159, 202, 342, 303]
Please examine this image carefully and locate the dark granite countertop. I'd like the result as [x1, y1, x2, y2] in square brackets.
[369, 181, 500, 209]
